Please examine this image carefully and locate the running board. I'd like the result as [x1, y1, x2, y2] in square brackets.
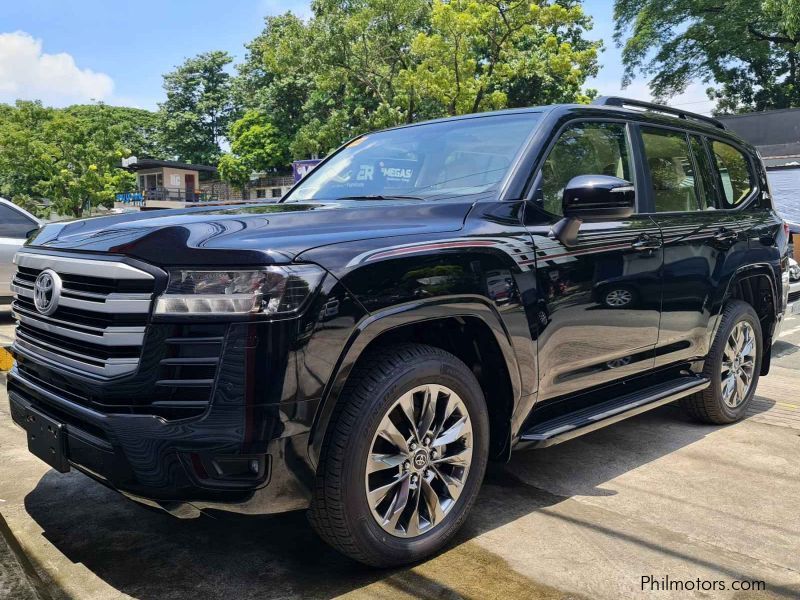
[518, 376, 710, 449]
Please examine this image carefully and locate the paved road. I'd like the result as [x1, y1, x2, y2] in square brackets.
[0, 307, 799, 599]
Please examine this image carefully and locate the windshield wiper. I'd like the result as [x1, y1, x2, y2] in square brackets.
[334, 194, 423, 201]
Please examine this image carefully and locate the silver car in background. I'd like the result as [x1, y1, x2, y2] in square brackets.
[0, 198, 42, 304]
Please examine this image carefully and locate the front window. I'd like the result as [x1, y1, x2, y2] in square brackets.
[536, 121, 633, 216]
[285, 113, 542, 202]
[0, 204, 36, 237]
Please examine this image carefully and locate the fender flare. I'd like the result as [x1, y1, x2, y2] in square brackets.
[709, 262, 780, 346]
[306, 295, 524, 468]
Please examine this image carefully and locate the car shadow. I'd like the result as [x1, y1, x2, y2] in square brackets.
[771, 339, 800, 360]
[20, 404, 787, 599]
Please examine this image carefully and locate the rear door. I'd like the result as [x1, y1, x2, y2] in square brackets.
[640, 127, 757, 367]
[0, 203, 38, 297]
[523, 120, 664, 402]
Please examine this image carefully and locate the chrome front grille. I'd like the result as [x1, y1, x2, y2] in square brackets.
[11, 252, 157, 379]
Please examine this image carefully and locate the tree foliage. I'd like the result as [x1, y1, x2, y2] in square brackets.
[225, 0, 599, 172]
[0, 101, 139, 217]
[218, 110, 288, 188]
[159, 51, 237, 164]
[405, 0, 599, 115]
[614, 0, 800, 112]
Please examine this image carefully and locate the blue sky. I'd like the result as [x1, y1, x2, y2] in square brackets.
[0, 0, 715, 114]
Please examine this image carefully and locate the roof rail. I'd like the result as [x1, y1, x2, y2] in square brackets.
[591, 96, 727, 130]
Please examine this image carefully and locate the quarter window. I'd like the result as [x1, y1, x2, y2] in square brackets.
[641, 127, 700, 212]
[689, 135, 717, 210]
[0, 204, 36, 238]
[537, 122, 633, 216]
[711, 141, 753, 208]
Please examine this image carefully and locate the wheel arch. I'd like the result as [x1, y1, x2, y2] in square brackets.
[307, 297, 523, 468]
[713, 263, 779, 375]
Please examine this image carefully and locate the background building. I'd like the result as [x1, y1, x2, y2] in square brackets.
[120, 158, 218, 208]
[718, 109, 800, 224]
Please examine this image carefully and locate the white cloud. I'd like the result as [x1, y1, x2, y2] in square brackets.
[0, 31, 114, 106]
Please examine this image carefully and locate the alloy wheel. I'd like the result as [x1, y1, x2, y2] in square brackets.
[365, 384, 473, 538]
[721, 321, 757, 408]
[605, 289, 633, 307]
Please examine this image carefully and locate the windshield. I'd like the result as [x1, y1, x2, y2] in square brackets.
[285, 113, 542, 202]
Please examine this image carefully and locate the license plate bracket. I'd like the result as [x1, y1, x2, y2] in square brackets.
[23, 407, 70, 473]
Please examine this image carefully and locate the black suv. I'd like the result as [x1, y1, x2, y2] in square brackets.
[6, 97, 790, 566]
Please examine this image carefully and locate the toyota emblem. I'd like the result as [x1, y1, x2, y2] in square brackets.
[33, 269, 62, 316]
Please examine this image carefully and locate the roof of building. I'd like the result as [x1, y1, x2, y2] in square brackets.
[120, 158, 218, 173]
[717, 108, 800, 151]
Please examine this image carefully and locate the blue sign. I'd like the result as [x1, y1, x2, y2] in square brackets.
[292, 160, 322, 182]
[116, 192, 143, 203]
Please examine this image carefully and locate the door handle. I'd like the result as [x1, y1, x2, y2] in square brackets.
[631, 235, 662, 251]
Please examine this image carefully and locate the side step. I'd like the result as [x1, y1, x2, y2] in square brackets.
[518, 376, 710, 449]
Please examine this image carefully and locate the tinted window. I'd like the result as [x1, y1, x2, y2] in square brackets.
[288, 113, 542, 202]
[0, 204, 36, 237]
[711, 141, 753, 207]
[538, 122, 633, 216]
[641, 127, 700, 212]
[689, 135, 717, 210]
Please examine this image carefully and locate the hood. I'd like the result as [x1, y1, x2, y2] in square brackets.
[27, 200, 471, 266]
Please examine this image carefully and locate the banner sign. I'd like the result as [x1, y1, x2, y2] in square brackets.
[116, 192, 143, 203]
[292, 160, 322, 182]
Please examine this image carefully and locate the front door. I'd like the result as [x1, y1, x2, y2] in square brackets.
[523, 120, 663, 403]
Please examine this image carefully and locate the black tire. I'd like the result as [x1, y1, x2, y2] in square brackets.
[308, 343, 489, 567]
[681, 299, 763, 424]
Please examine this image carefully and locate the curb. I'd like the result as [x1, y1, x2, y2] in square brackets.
[0, 513, 51, 600]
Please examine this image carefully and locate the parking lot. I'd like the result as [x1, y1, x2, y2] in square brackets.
[1, 306, 799, 600]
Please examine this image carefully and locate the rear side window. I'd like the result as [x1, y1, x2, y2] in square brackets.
[641, 127, 700, 212]
[0, 204, 36, 237]
[711, 141, 754, 208]
[537, 122, 633, 216]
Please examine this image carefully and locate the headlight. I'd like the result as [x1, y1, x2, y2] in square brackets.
[154, 265, 326, 316]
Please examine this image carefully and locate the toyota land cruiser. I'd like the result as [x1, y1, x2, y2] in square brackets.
[6, 97, 790, 566]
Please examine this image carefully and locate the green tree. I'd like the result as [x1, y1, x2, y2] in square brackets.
[159, 51, 236, 164]
[218, 110, 288, 187]
[0, 100, 137, 218]
[234, 0, 598, 158]
[404, 0, 599, 116]
[614, 0, 800, 112]
[10, 194, 48, 220]
[64, 104, 168, 159]
[234, 13, 317, 161]
[0, 101, 56, 200]
[36, 109, 135, 218]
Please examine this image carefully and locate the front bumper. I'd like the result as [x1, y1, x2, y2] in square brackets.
[4, 253, 366, 516]
[7, 355, 317, 517]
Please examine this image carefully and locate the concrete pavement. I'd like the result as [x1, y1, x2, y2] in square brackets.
[0, 306, 799, 599]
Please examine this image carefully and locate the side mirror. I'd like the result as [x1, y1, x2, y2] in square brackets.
[562, 175, 635, 221]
